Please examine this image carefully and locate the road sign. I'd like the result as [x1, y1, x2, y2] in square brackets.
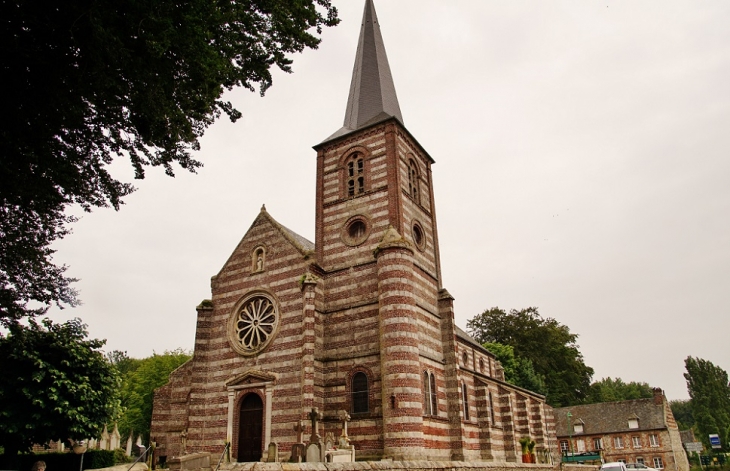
[685, 442, 704, 453]
[709, 434, 721, 449]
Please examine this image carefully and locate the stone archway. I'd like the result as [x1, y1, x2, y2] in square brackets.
[237, 393, 263, 462]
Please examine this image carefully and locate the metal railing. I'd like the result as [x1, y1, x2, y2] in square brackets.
[215, 442, 231, 471]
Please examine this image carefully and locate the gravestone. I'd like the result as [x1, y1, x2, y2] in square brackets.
[306, 443, 321, 463]
[290, 444, 306, 463]
[266, 442, 278, 462]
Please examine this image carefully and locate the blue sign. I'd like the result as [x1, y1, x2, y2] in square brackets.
[709, 434, 721, 448]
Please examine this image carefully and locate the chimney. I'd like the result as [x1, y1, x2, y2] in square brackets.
[653, 387, 664, 405]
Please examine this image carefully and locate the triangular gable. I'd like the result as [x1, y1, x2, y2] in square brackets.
[215, 205, 315, 279]
[225, 369, 277, 388]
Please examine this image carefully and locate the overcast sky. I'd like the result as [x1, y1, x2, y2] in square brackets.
[47, 1, 730, 401]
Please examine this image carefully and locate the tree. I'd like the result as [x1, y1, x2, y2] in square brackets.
[483, 342, 546, 395]
[670, 399, 695, 431]
[684, 356, 730, 452]
[116, 349, 191, 443]
[1, 0, 340, 324]
[0, 318, 120, 456]
[584, 377, 653, 404]
[467, 306, 594, 407]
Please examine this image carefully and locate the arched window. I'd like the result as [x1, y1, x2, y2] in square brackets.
[423, 371, 438, 416]
[352, 372, 369, 414]
[462, 383, 470, 421]
[346, 153, 365, 197]
[429, 373, 437, 415]
[423, 372, 431, 415]
[488, 391, 496, 425]
[462, 351, 468, 366]
[407, 159, 419, 203]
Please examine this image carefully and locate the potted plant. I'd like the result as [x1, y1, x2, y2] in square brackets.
[527, 439, 536, 463]
[519, 437, 531, 463]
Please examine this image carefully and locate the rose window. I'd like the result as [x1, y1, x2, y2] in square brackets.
[229, 294, 279, 355]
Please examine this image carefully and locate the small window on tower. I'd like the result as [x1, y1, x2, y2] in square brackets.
[408, 159, 420, 203]
[412, 221, 426, 251]
[345, 153, 365, 198]
[352, 372, 369, 414]
[342, 216, 370, 246]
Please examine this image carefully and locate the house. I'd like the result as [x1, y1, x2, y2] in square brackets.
[150, 0, 556, 464]
[554, 388, 689, 471]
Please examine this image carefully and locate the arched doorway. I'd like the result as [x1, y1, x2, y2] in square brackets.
[237, 393, 263, 462]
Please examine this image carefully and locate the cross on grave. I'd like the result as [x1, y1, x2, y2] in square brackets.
[293, 419, 305, 444]
[307, 408, 322, 443]
[339, 411, 351, 439]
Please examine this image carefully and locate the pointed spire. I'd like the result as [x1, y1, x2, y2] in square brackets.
[323, 0, 403, 142]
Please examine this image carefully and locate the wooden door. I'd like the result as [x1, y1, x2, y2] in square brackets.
[237, 393, 263, 462]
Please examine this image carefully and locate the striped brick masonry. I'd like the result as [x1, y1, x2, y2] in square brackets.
[150, 0, 556, 466]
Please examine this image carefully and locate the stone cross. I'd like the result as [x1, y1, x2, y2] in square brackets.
[293, 419, 305, 444]
[307, 408, 322, 443]
[339, 411, 351, 439]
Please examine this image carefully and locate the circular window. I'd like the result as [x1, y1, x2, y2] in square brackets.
[228, 292, 280, 356]
[412, 221, 426, 251]
[342, 216, 370, 246]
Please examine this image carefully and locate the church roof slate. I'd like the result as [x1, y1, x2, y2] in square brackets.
[322, 0, 403, 143]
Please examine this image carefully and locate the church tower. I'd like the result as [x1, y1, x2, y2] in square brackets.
[313, 0, 443, 460]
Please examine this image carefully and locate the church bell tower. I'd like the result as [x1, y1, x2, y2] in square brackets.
[312, 0, 444, 460]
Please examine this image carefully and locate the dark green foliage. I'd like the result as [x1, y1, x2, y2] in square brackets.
[584, 377, 654, 404]
[0, 449, 115, 470]
[0, 0, 339, 323]
[684, 357, 730, 452]
[467, 306, 594, 407]
[670, 399, 696, 431]
[0, 319, 120, 455]
[116, 349, 191, 443]
[483, 342, 546, 395]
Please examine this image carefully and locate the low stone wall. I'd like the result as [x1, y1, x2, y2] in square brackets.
[561, 465, 599, 471]
[168, 452, 211, 470]
[226, 462, 557, 471]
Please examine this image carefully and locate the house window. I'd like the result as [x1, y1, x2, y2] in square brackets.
[574, 423, 584, 434]
[346, 153, 365, 197]
[594, 438, 603, 450]
[577, 439, 586, 452]
[407, 159, 420, 203]
[462, 383, 470, 421]
[560, 441, 569, 452]
[352, 372, 369, 414]
[632, 436, 641, 448]
[462, 351, 468, 366]
[488, 391, 496, 424]
[479, 358, 485, 372]
[637, 458, 645, 465]
[653, 458, 664, 469]
[649, 434, 659, 447]
[615, 436, 624, 449]
[628, 418, 639, 429]
[618, 459, 626, 464]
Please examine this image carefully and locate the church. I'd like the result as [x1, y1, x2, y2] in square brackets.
[151, 0, 556, 464]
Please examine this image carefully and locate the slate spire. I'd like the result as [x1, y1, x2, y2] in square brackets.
[324, 0, 403, 142]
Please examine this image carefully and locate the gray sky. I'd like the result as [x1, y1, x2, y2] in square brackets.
[48, 1, 730, 401]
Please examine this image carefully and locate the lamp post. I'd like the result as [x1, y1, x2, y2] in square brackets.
[567, 411, 575, 459]
[72, 440, 87, 471]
